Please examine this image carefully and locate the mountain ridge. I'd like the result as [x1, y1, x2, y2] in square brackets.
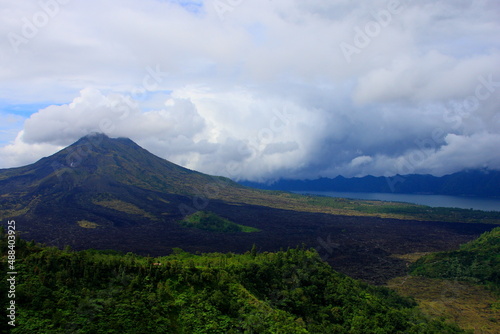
[240, 169, 500, 198]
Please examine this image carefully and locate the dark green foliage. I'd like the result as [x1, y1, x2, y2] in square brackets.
[0, 234, 465, 333]
[179, 211, 259, 233]
[411, 227, 500, 288]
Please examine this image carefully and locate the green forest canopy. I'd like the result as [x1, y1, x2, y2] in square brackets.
[411, 227, 500, 289]
[0, 233, 466, 334]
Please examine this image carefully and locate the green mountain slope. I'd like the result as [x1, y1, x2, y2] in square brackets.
[410, 227, 500, 288]
[0, 133, 236, 197]
[0, 235, 466, 333]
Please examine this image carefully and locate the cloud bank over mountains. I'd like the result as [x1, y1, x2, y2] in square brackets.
[0, 0, 499, 181]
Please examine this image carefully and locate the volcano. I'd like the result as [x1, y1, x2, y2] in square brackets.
[0, 133, 267, 252]
[0, 133, 495, 284]
[0, 133, 239, 199]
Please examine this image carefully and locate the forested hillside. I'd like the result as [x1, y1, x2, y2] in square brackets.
[411, 227, 500, 289]
[0, 233, 466, 333]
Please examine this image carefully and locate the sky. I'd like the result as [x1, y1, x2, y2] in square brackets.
[0, 0, 499, 182]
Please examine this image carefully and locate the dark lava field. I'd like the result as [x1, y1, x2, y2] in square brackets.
[21, 197, 497, 285]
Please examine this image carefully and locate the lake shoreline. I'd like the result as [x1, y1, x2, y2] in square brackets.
[293, 191, 500, 212]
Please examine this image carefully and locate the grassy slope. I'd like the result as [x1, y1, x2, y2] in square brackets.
[387, 228, 500, 333]
[388, 276, 499, 333]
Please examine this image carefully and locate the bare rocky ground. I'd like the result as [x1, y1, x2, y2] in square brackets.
[20, 198, 498, 285]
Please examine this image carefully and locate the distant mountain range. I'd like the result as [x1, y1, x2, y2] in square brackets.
[240, 170, 500, 198]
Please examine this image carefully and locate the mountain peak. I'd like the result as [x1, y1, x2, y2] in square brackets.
[84, 132, 109, 139]
[73, 132, 109, 144]
[81, 132, 135, 144]
[63, 134, 150, 161]
[71, 132, 132, 148]
[0, 133, 240, 199]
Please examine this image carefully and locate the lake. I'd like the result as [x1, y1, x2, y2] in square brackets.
[293, 191, 500, 212]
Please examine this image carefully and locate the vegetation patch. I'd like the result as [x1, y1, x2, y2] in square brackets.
[180, 211, 260, 233]
[77, 220, 99, 228]
[0, 195, 40, 220]
[391, 252, 434, 263]
[93, 198, 156, 220]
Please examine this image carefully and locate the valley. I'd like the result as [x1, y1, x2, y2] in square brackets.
[1, 134, 499, 332]
[17, 196, 497, 285]
[1, 134, 498, 286]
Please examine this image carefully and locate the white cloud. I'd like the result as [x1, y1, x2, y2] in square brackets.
[0, 0, 499, 180]
[422, 132, 500, 174]
[354, 51, 500, 104]
[0, 88, 315, 181]
[0, 131, 63, 168]
[350, 155, 373, 168]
